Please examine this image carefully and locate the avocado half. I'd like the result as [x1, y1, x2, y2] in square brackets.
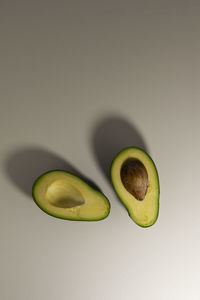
[32, 170, 110, 221]
[110, 147, 159, 227]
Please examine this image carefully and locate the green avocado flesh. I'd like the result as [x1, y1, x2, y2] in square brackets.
[32, 170, 110, 221]
[110, 147, 159, 227]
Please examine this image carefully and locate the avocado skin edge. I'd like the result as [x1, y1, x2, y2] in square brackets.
[32, 170, 111, 221]
[110, 147, 160, 228]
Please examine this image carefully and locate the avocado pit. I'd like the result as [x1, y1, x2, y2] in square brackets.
[120, 159, 148, 201]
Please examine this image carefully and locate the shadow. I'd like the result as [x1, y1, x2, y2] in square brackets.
[91, 115, 148, 181]
[5, 146, 100, 198]
[51, 198, 84, 209]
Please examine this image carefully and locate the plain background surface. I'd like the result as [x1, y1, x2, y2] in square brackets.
[1, 1, 200, 299]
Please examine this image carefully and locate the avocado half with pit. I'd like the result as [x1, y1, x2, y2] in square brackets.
[110, 147, 159, 227]
[32, 170, 110, 221]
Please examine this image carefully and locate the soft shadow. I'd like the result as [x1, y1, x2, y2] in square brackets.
[51, 198, 85, 209]
[5, 146, 100, 197]
[91, 115, 148, 180]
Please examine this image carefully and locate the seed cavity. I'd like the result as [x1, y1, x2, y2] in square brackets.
[120, 159, 148, 201]
[46, 180, 85, 208]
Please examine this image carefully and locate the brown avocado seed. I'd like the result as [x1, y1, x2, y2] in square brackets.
[120, 159, 148, 201]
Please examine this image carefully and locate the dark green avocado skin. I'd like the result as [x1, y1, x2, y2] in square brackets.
[32, 170, 111, 221]
[110, 147, 160, 228]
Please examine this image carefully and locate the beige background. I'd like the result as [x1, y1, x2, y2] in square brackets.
[1, 1, 200, 299]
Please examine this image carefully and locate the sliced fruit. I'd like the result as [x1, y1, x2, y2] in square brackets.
[32, 170, 110, 221]
[110, 147, 159, 227]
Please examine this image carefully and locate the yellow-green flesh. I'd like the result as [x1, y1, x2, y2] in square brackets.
[33, 171, 110, 221]
[111, 148, 159, 227]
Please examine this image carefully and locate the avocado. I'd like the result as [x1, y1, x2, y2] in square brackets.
[32, 170, 110, 221]
[110, 147, 159, 227]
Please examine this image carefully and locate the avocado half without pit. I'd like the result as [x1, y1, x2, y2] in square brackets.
[110, 147, 159, 227]
[32, 170, 110, 221]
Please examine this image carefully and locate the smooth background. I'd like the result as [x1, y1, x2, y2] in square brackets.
[1, 1, 200, 299]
